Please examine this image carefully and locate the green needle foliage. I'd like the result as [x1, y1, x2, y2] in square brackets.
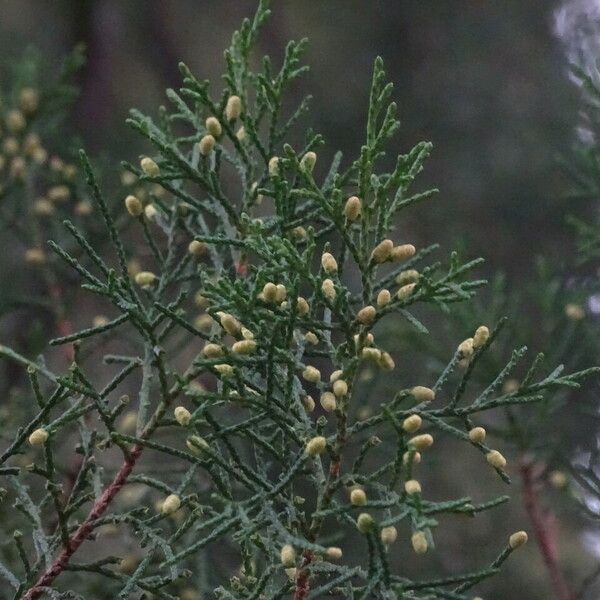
[562, 65, 600, 264]
[387, 261, 598, 459]
[0, 3, 597, 599]
[0, 45, 104, 354]
[552, 63, 600, 597]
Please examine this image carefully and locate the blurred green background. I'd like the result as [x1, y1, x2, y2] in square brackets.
[1, 1, 599, 598]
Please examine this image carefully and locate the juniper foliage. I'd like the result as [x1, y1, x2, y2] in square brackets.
[545, 62, 600, 598]
[561, 65, 600, 263]
[0, 3, 597, 599]
[0, 45, 100, 353]
[385, 258, 600, 600]
[389, 261, 597, 460]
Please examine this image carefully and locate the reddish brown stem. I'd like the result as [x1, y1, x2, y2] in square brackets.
[23, 444, 143, 600]
[520, 460, 574, 600]
[293, 550, 315, 600]
[294, 458, 342, 599]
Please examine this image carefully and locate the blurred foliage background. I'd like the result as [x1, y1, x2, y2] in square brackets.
[1, 1, 600, 598]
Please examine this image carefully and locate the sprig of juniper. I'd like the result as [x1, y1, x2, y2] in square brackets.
[0, 3, 597, 599]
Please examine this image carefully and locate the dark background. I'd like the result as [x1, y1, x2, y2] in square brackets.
[0, 0, 584, 276]
[1, 1, 597, 598]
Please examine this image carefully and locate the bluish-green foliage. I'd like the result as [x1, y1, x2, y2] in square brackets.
[0, 3, 597, 599]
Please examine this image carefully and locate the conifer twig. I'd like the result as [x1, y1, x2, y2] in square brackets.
[520, 459, 574, 600]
